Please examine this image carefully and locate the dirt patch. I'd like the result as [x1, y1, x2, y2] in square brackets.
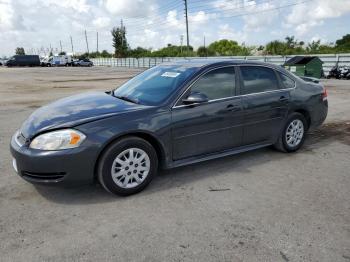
[52, 86, 73, 89]
[308, 121, 350, 146]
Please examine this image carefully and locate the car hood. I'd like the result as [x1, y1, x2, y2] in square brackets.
[20, 91, 147, 138]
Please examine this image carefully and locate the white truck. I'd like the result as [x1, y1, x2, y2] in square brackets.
[51, 55, 72, 66]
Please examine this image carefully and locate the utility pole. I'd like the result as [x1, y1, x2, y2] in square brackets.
[96, 31, 99, 53]
[59, 40, 62, 53]
[84, 29, 89, 54]
[70, 35, 74, 54]
[180, 34, 184, 55]
[120, 20, 124, 52]
[184, 0, 190, 52]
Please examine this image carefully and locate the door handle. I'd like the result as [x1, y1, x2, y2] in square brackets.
[226, 104, 240, 112]
[279, 96, 289, 102]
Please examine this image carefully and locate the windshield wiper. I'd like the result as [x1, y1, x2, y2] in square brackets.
[113, 94, 139, 104]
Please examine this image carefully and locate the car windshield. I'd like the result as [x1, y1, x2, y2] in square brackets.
[113, 65, 196, 105]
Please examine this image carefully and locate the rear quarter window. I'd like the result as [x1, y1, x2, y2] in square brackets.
[278, 72, 295, 89]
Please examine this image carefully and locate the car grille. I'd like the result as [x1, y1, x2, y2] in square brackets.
[21, 171, 66, 182]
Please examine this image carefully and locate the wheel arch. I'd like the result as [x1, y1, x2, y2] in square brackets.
[93, 131, 166, 181]
[292, 108, 311, 129]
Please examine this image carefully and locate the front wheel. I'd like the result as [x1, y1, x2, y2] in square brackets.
[97, 137, 158, 196]
[274, 112, 307, 152]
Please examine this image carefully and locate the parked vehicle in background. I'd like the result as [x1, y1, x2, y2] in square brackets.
[339, 67, 350, 79]
[10, 60, 328, 196]
[51, 55, 72, 66]
[327, 66, 350, 79]
[40, 57, 53, 67]
[344, 69, 350, 80]
[5, 55, 40, 67]
[75, 58, 93, 67]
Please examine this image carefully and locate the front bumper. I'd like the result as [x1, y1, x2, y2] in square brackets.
[10, 132, 96, 186]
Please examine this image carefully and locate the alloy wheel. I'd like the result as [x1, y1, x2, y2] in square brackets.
[111, 148, 150, 189]
[285, 119, 304, 147]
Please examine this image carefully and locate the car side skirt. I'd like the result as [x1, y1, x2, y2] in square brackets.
[167, 142, 272, 169]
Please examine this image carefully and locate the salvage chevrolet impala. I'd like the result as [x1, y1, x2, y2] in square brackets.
[10, 60, 328, 195]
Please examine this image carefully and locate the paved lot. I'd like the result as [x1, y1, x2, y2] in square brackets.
[0, 67, 349, 262]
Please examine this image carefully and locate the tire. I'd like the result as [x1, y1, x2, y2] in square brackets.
[97, 136, 158, 196]
[274, 112, 307, 153]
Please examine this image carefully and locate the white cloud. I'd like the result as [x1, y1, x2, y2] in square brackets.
[0, 0, 349, 57]
[212, 0, 278, 31]
[218, 24, 246, 43]
[285, 0, 350, 36]
[44, 0, 90, 13]
[0, 0, 25, 30]
[166, 10, 182, 27]
[104, 0, 154, 17]
[92, 17, 111, 28]
[242, 2, 277, 31]
[189, 11, 208, 24]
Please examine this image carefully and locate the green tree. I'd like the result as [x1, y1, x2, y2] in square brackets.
[58, 51, 66, 55]
[285, 36, 297, 49]
[111, 20, 128, 57]
[197, 46, 210, 57]
[335, 34, 350, 51]
[150, 44, 194, 57]
[306, 40, 321, 53]
[128, 47, 151, 58]
[208, 39, 248, 56]
[15, 47, 25, 55]
[101, 50, 112, 58]
[264, 40, 287, 55]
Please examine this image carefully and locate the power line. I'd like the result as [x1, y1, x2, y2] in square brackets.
[125, 0, 311, 34]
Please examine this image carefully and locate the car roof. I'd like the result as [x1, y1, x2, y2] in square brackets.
[162, 58, 282, 70]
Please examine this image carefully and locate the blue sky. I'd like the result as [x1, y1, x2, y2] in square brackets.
[0, 0, 350, 56]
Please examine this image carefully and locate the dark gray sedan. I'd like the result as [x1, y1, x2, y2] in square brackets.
[10, 60, 328, 195]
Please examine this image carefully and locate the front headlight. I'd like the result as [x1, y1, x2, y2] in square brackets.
[29, 129, 86, 150]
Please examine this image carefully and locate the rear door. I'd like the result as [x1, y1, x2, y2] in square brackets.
[171, 66, 244, 160]
[238, 65, 290, 145]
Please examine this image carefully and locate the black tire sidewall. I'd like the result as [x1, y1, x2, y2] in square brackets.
[98, 137, 158, 196]
[281, 113, 307, 152]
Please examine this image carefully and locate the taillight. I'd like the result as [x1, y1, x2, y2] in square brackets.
[322, 87, 328, 101]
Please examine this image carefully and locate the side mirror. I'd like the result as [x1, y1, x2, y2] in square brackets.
[182, 92, 209, 105]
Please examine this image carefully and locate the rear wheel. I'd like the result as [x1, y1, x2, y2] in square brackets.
[274, 112, 307, 152]
[97, 137, 158, 196]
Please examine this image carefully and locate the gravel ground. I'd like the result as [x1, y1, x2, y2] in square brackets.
[0, 67, 349, 262]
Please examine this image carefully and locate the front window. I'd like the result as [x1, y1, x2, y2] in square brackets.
[190, 67, 236, 100]
[113, 65, 196, 105]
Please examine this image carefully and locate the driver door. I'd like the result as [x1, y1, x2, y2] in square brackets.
[171, 66, 244, 160]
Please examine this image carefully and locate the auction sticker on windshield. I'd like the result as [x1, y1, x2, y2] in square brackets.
[161, 72, 180, 78]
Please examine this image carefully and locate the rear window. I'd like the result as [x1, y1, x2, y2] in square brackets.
[240, 66, 279, 94]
